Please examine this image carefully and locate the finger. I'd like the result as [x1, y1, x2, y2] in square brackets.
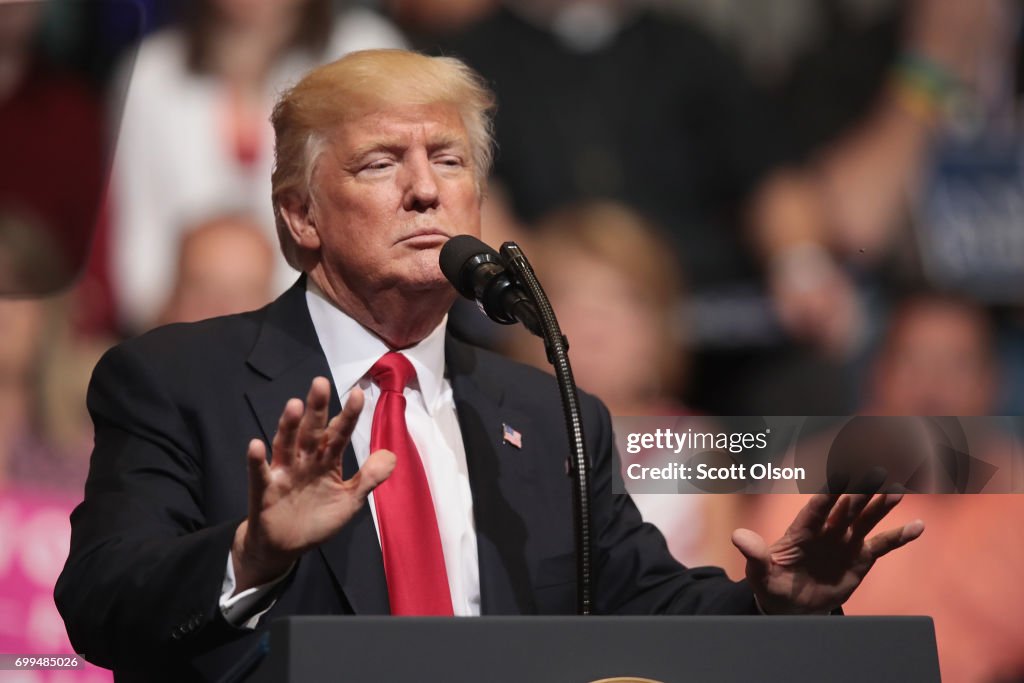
[271, 398, 304, 466]
[824, 495, 851, 533]
[323, 388, 365, 467]
[866, 519, 925, 559]
[346, 448, 397, 503]
[841, 468, 887, 523]
[297, 377, 332, 455]
[246, 438, 270, 511]
[731, 528, 770, 582]
[336, 387, 365, 444]
[840, 493, 873, 525]
[850, 493, 905, 542]
[787, 493, 841, 536]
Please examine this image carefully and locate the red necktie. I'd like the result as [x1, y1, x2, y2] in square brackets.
[368, 352, 454, 615]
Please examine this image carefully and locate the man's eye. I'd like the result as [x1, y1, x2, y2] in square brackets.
[364, 159, 394, 171]
[435, 156, 463, 167]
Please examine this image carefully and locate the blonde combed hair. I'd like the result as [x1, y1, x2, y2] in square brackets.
[270, 49, 497, 269]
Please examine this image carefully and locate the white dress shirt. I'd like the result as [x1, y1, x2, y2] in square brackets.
[221, 280, 481, 625]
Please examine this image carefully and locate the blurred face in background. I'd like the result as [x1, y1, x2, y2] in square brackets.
[509, 202, 684, 414]
[546, 249, 665, 411]
[0, 296, 46, 382]
[159, 215, 275, 325]
[0, 2, 42, 52]
[869, 298, 996, 416]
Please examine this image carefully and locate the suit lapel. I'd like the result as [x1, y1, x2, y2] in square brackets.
[244, 278, 389, 615]
[447, 335, 539, 614]
[316, 443, 391, 614]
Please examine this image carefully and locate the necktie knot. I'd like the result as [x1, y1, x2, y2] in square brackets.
[369, 352, 415, 394]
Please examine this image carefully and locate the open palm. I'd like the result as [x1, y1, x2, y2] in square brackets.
[733, 491, 925, 614]
[232, 377, 396, 592]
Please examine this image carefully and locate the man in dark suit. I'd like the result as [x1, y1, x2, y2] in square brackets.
[55, 49, 923, 682]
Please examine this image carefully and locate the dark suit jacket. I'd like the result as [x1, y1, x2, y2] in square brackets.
[55, 279, 756, 682]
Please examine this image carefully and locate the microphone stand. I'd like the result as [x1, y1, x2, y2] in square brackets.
[499, 242, 593, 616]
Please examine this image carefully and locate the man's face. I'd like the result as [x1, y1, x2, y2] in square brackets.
[308, 102, 482, 298]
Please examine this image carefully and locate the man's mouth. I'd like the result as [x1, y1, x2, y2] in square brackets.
[398, 228, 450, 246]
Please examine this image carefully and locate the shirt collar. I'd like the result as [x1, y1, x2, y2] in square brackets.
[304, 278, 447, 411]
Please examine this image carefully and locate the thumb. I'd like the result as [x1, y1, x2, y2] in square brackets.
[350, 449, 397, 502]
[732, 528, 770, 580]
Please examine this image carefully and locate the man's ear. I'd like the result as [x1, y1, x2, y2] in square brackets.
[278, 193, 322, 251]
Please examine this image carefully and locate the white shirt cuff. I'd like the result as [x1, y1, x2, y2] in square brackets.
[219, 551, 294, 629]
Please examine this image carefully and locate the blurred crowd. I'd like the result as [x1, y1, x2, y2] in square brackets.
[1, 0, 1023, 681]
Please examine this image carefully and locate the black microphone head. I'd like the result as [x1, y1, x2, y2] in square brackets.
[440, 234, 537, 329]
[439, 235, 501, 298]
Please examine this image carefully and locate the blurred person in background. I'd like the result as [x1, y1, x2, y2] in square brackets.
[688, 0, 1021, 414]
[0, 0, 113, 335]
[109, 0, 405, 333]
[439, 0, 1006, 416]
[503, 201, 687, 417]
[736, 292, 1024, 683]
[655, 0, 905, 89]
[864, 293, 998, 417]
[0, 214, 104, 496]
[157, 212, 276, 326]
[0, 209, 113, 680]
[652, 0, 1011, 281]
[501, 201, 737, 568]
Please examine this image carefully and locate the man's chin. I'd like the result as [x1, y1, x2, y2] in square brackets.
[394, 269, 455, 296]
[398, 255, 451, 288]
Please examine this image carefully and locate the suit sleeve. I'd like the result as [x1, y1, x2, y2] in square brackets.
[54, 342, 248, 669]
[587, 399, 759, 615]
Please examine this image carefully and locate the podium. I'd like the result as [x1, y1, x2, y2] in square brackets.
[245, 616, 939, 682]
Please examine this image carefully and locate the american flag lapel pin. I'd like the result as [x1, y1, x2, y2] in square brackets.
[502, 423, 523, 449]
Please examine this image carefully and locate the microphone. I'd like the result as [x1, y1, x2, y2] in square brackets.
[439, 235, 542, 336]
[442, 235, 592, 614]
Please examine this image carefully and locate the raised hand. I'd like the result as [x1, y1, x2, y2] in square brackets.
[231, 377, 396, 592]
[732, 489, 924, 615]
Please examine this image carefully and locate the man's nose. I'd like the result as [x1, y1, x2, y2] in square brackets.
[402, 151, 440, 212]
